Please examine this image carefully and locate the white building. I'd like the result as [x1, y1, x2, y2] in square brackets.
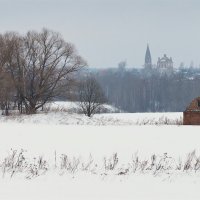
[157, 54, 173, 75]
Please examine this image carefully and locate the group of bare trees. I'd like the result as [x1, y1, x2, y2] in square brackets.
[0, 28, 87, 115]
[0, 28, 107, 117]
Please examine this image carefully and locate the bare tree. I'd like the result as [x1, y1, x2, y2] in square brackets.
[0, 35, 16, 115]
[0, 29, 86, 114]
[0, 70, 15, 115]
[78, 76, 107, 117]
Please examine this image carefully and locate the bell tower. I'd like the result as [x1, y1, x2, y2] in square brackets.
[144, 44, 152, 69]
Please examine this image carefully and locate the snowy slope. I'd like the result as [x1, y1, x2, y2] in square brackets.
[0, 111, 183, 125]
[45, 101, 121, 113]
[0, 101, 183, 125]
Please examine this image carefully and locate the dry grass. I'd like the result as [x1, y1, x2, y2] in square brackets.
[0, 149, 199, 180]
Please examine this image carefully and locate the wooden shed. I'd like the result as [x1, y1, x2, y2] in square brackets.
[183, 97, 200, 125]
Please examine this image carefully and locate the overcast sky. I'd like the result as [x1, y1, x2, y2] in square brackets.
[0, 0, 200, 68]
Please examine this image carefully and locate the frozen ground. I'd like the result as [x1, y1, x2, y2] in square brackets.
[0, 102, 198, 200]
[0, 101, 183, 125]
[0, 124, 199, 199]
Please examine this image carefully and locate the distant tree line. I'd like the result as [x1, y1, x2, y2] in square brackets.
[94, 68, 200, 112]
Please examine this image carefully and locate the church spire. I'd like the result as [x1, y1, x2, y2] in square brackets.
[144, 44, 152, 69]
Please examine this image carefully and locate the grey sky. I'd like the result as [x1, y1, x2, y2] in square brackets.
[0, 0, 200, 68]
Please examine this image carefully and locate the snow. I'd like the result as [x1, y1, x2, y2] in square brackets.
[0, 101, 183, 125]
[0, 124, 199, 199]
[1, 174, 200, 200]
[0, 103, 198, 200]
[45, 101, 120, 113]
[0, 111, 183, 125]
[0, 123, 198, 160]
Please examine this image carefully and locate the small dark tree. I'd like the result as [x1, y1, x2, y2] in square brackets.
[78, 76, 107, 117]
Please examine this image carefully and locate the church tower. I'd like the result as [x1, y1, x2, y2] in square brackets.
[144, 44, 152, 69]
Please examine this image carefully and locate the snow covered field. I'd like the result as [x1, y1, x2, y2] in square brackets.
[0, 111, 183, 125]
[0, 102, 198, 200]
[0, 124, 200, 200]
[0, 101, 183, 125]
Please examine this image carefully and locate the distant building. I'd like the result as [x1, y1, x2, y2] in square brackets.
[144, 44, 152, 70]
[157, 54, 173, 75]
[183, 97, 200, 125]
[143, 45, 174, 75]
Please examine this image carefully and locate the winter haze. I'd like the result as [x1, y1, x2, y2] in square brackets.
[0, 1, 200, 199]
[0, 0, 200, 68]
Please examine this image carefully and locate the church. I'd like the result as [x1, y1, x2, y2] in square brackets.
[144, 45, 173, 75]
[144, 44, 152, 70]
